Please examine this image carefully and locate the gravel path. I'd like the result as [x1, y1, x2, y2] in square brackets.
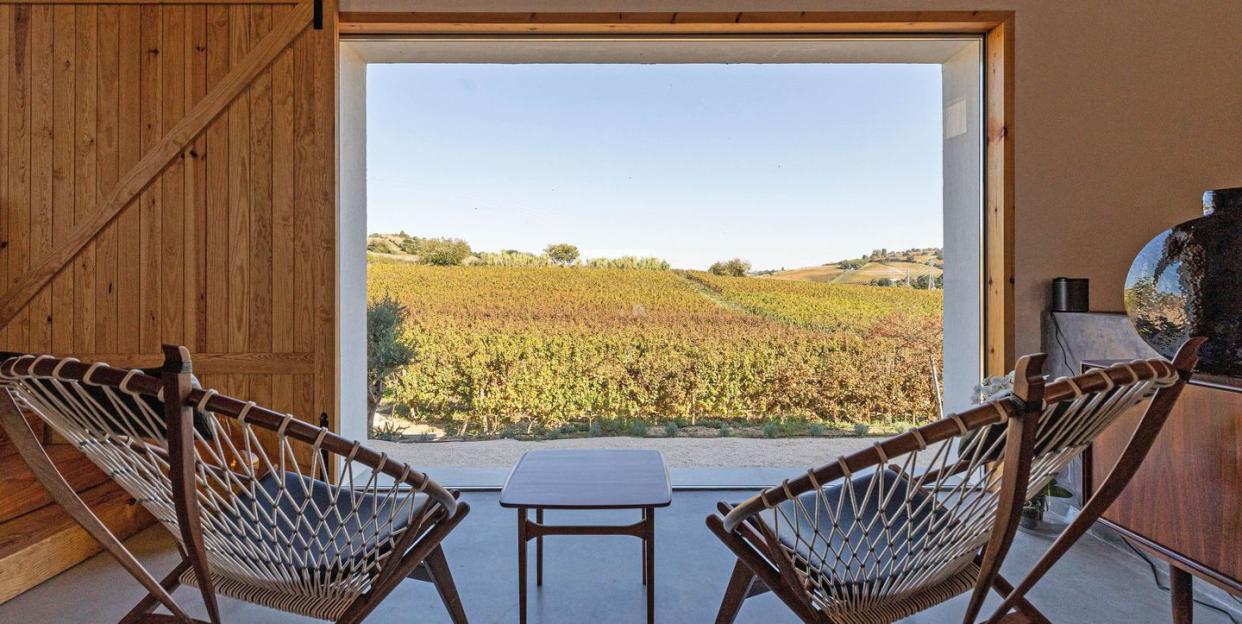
[367, 436, 881, 468]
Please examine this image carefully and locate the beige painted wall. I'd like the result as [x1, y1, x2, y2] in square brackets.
[344, 0, 1242, 356]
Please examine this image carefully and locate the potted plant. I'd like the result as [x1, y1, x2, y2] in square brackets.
[1021, 479, 1074, 529]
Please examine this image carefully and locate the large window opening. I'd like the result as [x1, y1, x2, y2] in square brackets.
[339, 38, 983, 485]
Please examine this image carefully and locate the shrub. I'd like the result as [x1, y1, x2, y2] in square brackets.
[663, 422, 679, 437]
[719, 423, 733, 437]
[588, 421, 602, 437]
[630, 422, 649, 438]
[809, 423, 826, 437]
[367, 295, 415, 435]
[372, 420, 407, 441]
[545, 243, 580, 266]
[709, 258, 751, 277]
[762, 422, 779, 439]
[853, 423, 871, 437]
[585, 256, 671, 270]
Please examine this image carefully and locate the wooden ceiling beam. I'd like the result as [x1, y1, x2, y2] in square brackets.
[339, 11, 1012, 36]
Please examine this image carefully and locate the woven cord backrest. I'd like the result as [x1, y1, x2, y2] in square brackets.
[721, 355, 1046, 620]
[1025, 358, 1181, 498]
[0, 350, 457, 618]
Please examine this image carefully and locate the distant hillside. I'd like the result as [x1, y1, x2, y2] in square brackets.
[764, 248, 942, 286]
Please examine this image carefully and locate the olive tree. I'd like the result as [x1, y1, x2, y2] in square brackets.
[367, 295, 415, 435]
[709, 258, 751, 277]
[545, 243, 580, 266]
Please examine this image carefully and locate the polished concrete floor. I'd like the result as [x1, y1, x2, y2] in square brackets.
[0, 491, 1232, 624]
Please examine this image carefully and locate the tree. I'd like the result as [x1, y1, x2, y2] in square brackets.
[367, 295, 415, 435]
[709, 258, 751, 277]
[402, 233, 469, 263]
[545, 243, 580, 266]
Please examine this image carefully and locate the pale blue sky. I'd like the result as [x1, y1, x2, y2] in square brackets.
[367, 63, 942, 272]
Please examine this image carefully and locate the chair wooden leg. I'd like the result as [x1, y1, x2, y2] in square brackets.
[988, 572, 1051, 624]
[705, 515, 822, 624]
[0, 390, 196, 624]
[120, 559, 191, 624]
[425, 545, 469, 624]
[715, 559, 757, 624]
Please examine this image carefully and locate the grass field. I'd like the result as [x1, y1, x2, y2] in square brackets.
[370, 263, 943, 437]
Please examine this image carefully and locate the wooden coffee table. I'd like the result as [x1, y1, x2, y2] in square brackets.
[500, 449, 672, 624]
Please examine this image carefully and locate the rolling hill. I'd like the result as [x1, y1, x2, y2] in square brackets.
[764, 249, 942, 285]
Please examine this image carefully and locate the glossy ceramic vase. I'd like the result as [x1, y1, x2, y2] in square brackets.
[1124, 187, 1242, 377]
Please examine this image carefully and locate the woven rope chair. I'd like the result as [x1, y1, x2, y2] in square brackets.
[982, 337, 1203, 623]
[0, 346, 471, 624]
[706, 343, 1200, 624]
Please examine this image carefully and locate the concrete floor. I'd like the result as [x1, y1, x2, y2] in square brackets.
[0, 491, 1232, 624]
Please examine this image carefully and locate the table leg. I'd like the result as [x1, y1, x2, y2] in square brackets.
[1171, 564, 1193, 624]
[645, 507, 655, 624]
[641, 509, 647, 586]
[518, 508, 528, 624]
[536, 508, 544, 587]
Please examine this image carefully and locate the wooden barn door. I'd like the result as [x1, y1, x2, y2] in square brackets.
[0, 0, 338, 602]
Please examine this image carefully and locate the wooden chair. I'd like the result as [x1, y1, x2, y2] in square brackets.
[706, 344, 1197, 624]
[982, 338, 1203, 624]
[0, 346, 471, 624]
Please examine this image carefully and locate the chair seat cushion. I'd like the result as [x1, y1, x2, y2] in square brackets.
[217, 471, 428, 579]
[761, 468, 960, 592]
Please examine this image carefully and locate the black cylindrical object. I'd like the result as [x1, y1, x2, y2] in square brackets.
[1052, 278, 1089, 312]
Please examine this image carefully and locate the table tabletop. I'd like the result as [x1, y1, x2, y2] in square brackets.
[500, 449, 672, 510]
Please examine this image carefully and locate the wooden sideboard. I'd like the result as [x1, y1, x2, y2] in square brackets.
[1083, 362, 1241, 619]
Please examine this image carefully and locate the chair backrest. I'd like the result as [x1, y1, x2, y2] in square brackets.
[717, 350, 1188, 622]
[967, 355, 1185, 501]
[0, 347, 459, 619]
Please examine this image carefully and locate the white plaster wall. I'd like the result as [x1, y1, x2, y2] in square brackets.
[338, 42, 368, 443]
[342, 0, 1242, 360]
[942, 42, 983, 412]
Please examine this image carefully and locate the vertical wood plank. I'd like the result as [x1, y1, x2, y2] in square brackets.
[94, 5, 119, 354]
[114, 6, 141, 354]
[985, 19, 1015, 375]
[227, 5, 251, 367]
[203, 5, 229, 354]
[0, 5, 10, 348]
[270, 4, 294, 419]
[27, 6, 53, 352]
[187, 5, 208, 353]
[138, 5, 161, 353]
[248, 6, 273, 363]
[161, 6, 185, 344]
[7, 5, 31, 350]
[312, 0, 338, 430]
[291, 22, 313, 358]
[72, 5, 97, 355]
[49, 5, 74, 355]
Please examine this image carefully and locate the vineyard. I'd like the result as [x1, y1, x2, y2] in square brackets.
[369, 263, 943, 437]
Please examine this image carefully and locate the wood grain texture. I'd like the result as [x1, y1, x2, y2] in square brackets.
[0, 0, 313, 329]
[0, 480, 152, 604]
[339, 11, 1012, 35]
[1090, 382, 1241, 590]
[0, 1, 333, 604]
[0, 444, 108, 524]
[984, 17, 1015, 375]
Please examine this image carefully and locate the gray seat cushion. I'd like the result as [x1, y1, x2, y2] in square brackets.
[763, 468, 954, 589]
[225, 471, 427, 576]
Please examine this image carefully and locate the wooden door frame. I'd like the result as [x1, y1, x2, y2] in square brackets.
[336, 10, 1016, 375]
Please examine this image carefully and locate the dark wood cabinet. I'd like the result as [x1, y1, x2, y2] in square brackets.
[1083, 364, 1241, 600]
